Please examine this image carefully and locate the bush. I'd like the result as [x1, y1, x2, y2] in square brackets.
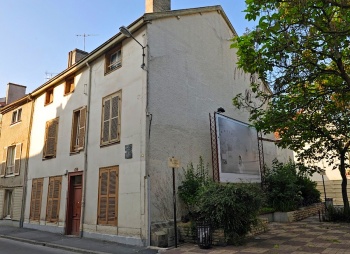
[198, 182, 264, 245]
[325, 205, 350, 222]
[178, 157, 210, 217]
[264, 160, 321, 212]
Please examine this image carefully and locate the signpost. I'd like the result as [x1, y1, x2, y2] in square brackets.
[168, 156, 180, 248]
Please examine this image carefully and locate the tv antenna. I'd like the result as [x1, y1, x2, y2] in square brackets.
[45, 71, 58, 81]
[76, 33, 97, 51]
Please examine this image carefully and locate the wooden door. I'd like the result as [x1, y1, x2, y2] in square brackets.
[66, 173, 82, 235]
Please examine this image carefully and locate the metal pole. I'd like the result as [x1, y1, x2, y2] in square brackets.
[172, 167, 177, 248]
[322, 174, 327, 210]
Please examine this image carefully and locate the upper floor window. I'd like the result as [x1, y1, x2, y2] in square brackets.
[0, 143, 22, 177]
[70, 107, 87, 153]
[45, 88, 54, 105]
[11, 108, 22, 124]
[105, 44, 122, 74]
[101, 91, 121, 146]
[43, 118, 59, 159]
[64, 76, 75, 95]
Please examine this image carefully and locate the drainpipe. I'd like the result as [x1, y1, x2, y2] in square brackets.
[20, 96, 35, 228]
[80, 62, 92, 237]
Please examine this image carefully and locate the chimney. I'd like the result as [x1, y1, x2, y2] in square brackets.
[68, 48, 89, 68]
[145, 0, 171, 13]
[6, 83, 26, 105]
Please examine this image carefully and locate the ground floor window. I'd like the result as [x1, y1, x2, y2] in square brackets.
[97, 166, 119, 226]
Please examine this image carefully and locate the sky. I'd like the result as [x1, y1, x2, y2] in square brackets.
[0, 0, 256, 98]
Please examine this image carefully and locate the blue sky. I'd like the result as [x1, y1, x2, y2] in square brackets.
[0, 0, 255, 98]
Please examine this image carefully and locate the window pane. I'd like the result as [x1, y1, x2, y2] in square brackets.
[17, 109, 22, 121]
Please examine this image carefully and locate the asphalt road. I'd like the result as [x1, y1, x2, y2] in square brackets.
[0, 238, 77, 254]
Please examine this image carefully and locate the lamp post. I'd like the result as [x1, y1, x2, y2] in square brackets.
[119, 26, 146, 69]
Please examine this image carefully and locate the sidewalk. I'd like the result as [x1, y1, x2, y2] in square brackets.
[0, 226, 158, 254]
[163, 216, 350, 254]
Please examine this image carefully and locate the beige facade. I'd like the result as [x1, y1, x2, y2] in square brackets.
[0, 97, 33, 226]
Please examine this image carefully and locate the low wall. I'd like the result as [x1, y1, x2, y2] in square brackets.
[260, 203, 325, 223]
[178, 218, 269, 246]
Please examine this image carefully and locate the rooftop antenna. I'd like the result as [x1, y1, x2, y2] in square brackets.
[76, 33, 97, 51]
[45, 71, 58, 81]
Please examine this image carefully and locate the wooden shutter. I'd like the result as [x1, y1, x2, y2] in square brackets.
[110, 95, 119, 142]
[78, 107, 87, 150]
[0, 147, 7, 177]
[44, 118, 59, 158]
[30, 178, 43, 221]
[102, 98, 111, 144]
[14, 143, 22, 175]
[98, 166, 119, 226]
[46, 176, 61, 223]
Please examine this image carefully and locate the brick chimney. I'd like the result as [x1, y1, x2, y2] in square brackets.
[68, 48, 89, 68]
[145, 0, 171, 13]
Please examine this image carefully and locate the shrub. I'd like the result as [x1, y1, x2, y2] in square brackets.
[178, 156, 210, 217]
[264, 160, 321, 212]
[325, 205, 350, 222]
[198, 182, 264, 245]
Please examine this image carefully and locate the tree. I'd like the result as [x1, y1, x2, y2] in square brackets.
[231, 0, 350, 214]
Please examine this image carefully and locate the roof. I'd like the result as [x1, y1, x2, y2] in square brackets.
[5, 5, 238, 106]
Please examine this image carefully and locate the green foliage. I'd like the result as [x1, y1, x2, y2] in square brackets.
[264, 160, 320, 212]
[198, 182, 264, 245]
[178, 157, 210, 215]
[325, 205, 350, 223]
[232, 0, 350, 213]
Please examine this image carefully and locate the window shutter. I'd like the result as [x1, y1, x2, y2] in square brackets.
[0, 147, 7, 177]
[46, 176, 61, 223]
[78, 107, 87, 150]
[14, 143, 22, 175]
[110, 95, 119, 142]
[97, 166, 119, 226]
[102, 98, 111, 144]
[44, 118, 59, 158]
[30, 178, 43, 221]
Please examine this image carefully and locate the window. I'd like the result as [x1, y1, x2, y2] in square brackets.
[30, 178, 43, 221]
[46, 176, 62, 223]
[97, 166, 119, 226]
[101, 91, 121, 146]
[4, 190, 13, 219]
[45, 88, 54, 105]
[70, 107, 87, 153]
[64, 76, 75, 95]
[43, 118, 59, 159]
[105, 44, 122, 74]
[11, 108, 22, 124]
[0, 143, 22, 177]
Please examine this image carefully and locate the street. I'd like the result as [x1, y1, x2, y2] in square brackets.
[0, 238, 77, 254]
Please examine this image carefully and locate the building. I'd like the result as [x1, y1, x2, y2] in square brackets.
[0, 0, 293, 247]
[0, 83, 32, 227]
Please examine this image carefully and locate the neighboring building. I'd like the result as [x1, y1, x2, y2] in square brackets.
[0, 92, 33, 227]
[0, 0, 293, 247]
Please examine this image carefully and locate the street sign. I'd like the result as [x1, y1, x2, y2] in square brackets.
[168, 157, 180, 168]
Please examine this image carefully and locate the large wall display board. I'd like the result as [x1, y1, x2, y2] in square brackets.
[216, 114, 261, 183]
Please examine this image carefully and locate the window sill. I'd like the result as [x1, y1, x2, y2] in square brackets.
[70, 149, 83, 155]
[64, 90, 75, 96]
[42, 156, 56, 161]
[10, 120, 22, 126]
[100, 140, 120, 148]
[44, 101, 53, 106]
[5, 174, 15, 178]
[104, 65, 122, 76]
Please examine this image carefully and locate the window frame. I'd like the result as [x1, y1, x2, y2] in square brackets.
[97, 166, 119, 226]
[0, 143, 22, 177]
[104, 44, 122, 75]
[45, 88, 54, 105]
[70, 106, 87, 154]
[100, 91, 121, 146]
[11, 108, 22, 124]
[43, 118, 59, 159]
[64, 76, 75, 95]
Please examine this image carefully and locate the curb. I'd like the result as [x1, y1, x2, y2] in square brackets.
[0, 234, 109, 254]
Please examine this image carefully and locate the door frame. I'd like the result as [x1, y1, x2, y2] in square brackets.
[65, 171, 83, 235]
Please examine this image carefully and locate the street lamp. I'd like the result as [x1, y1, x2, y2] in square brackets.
[119, 26, 146, 69]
